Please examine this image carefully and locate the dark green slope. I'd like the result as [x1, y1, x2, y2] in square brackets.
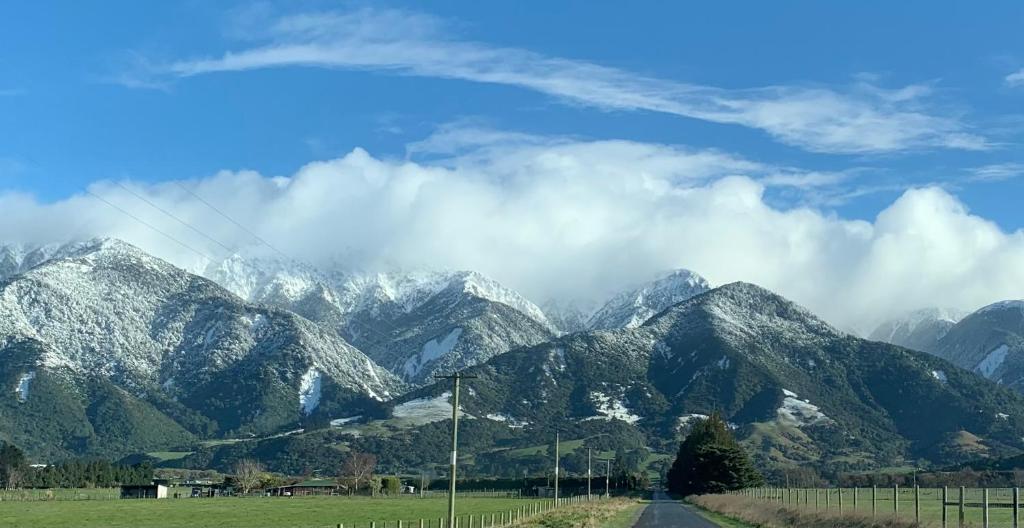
[394, 282, 1024, 471]
[0, 338, 195, 460]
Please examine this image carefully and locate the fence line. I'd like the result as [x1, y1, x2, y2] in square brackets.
[733, 485, 1024, 528]
[333, 494, 607, 528]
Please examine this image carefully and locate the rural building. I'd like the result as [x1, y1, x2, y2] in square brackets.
[121, 483, 169, 499]
[268, 479, 341, 496]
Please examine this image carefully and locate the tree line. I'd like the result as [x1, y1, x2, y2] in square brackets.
[1, 441, 153, 489]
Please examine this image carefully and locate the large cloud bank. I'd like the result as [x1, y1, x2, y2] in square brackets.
[2, 134, 1023, 333]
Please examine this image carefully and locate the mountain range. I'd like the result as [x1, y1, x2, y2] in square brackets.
[4, 238, 1024, 478]
[872, 302, 1024, 393]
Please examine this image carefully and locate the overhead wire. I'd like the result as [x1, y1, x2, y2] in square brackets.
[93, 179, 419, 361]
[113, 181, 236, 255]
[173, 181, 292, 262]
[84, 189, 217, 263]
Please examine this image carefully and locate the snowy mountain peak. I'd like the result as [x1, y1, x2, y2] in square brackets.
[587, 269, 711, 330]
[648, 281, 839, 344]
[447, 271, 553, 329]
[868, 307, 970, 352]
[976, 300, 1024, 317]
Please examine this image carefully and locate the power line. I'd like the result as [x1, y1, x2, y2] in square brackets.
[113, 181, 236, 255]
[85, 189, 216, 262]
[169, 181, 413, 349]
[173, 182, 291, 261]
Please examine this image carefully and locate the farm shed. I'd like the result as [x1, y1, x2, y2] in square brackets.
[269, 479, 341, 496]
[120, 484, 169, 499]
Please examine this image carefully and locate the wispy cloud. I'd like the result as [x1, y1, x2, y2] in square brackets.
[969, 162, 1024, 182]
[121, 8, 989, 155]
[1007, 69, 1024, 88]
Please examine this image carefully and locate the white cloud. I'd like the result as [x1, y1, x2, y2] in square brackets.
[969, 163, 1024, 182]
[3, 131, 1023, 334]
[1007, 69, 1024, 88]
[123, 8, 988, 155]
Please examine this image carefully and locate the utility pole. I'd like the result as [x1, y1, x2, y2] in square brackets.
[435, 372, 476, 528]
[587, 448, 592, 500]
[554, 432, 560, 503]
[605, 459, 610, 497]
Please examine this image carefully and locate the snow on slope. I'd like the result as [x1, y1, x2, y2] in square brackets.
[403, 328, 463, 379]
[299, 368, 322, 415]
[14, 371, 35, 402]
[586, 392, 640, 424]
[391, 392, 457, 425]
[203, 256, 553, 330]
[588, 270, 710, 330]
[777, 389, 834, 427]
[0, 238, 401, 405]
[977, 345, 1010, 378]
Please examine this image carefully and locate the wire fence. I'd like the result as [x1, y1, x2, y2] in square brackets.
[735, 485, 1024, 527]
[330, 494, 604, 528]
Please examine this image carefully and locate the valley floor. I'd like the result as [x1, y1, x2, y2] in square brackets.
[0, 496, 543, 528]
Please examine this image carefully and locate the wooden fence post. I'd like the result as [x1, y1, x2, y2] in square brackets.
[942, 486, 948, 528]
[984, 488, 990, 528]
[1015, 487, 1020, 528]
[959, 487, 966, 528]
[894, 485, 899, 519]
[839, 486, 843, 514]
[915, 485, 920, 525]
[872, 485, 877, 518]
[854, 487, 858, 512]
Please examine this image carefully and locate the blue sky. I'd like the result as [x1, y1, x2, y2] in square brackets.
[2, 1, 1022, 226]
[4, 1, 1024, 329]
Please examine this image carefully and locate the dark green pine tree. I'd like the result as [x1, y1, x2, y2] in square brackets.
[666, 412, 763, 496]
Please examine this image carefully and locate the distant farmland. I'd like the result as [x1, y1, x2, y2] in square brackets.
[0, 496, 546, 528]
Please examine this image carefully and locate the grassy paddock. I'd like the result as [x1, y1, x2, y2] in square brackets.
[0, 488, 121, 501]
[0, 496, 547, 528]
[692, 494, 922, 528]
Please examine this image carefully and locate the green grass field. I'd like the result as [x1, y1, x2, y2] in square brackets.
[0, 488, 121, 501]
[147, 451, 194, 461]
[769, 487, 1021, 526]
[0, 496, 546, 528]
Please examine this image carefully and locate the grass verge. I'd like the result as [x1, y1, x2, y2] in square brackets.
[690, 494, 925, 528]
[686, 501, 756, 528]
[513, 498, 639, 528]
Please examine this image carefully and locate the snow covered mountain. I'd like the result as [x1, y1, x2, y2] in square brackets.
[0, 239, 401, 458]
[586, 269, 710, 330]
[203, 256, 557, 384]
[396, 282, 1024, 469]
[869, 307, 969, 352]
[353, 271, 557, 384]
[929, 301, 1024, 392]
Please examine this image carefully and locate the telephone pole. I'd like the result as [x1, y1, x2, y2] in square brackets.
[587, 448, 592, 500]
[605, 459, 611, 497]
[554, 432, 560, 502]
[434, 372, 476, 528]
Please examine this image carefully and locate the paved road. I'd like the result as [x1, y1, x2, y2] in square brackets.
[632, 491, 721, 528]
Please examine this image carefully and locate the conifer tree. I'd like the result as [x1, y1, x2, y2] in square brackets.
[666, 412, 763, 495]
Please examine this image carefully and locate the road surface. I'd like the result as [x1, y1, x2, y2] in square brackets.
[632, 491, 721, 528]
